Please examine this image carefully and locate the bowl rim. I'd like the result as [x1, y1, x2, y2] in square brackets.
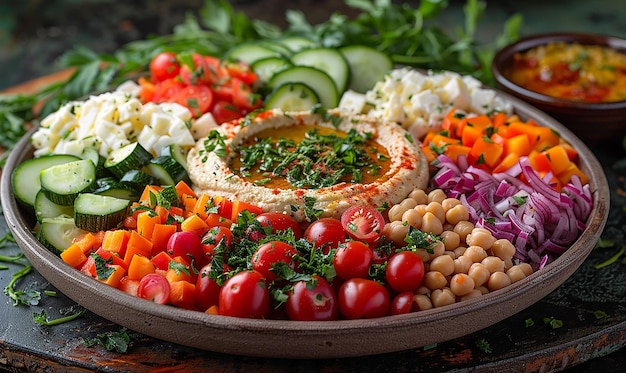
[491, 31, 626, 110]
[0, 92, 610, 358]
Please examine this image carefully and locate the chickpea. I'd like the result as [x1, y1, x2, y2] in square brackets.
[415, 285, 431, 296]
[452, 245, 466, 258]
[491, 238, 516, 261]
[401, 208, 422, 228]
[503, 258, 514, 271]
[445, 204, 470, 225]
[388, 204, 408, 222]
[463, 245, 488, 263]
[429, 240, 446, 260]
[517, 262, 534, 277]
[430, 254, 455, 276]
[423, 270, 448, 290]
[384, 220, 409, 246]
[466, 227, 496, 249]
[443, 251, 457, 260]
[476, 285, 489, 295]
[400, 197, 418, 210]
[414, 249, 431, 263]
[441, 230, 461, 251]
[413, 294, 433, 311]
[487, 271, 512, 291]
[425, 202, 446, 223]
[453, 220, 474, 243]
[421, 212, 443, 235]
[506, 265, 528, 283]
[441, 197, 461, 213]
[468, 262, 490, 287]
[481, 256, 505, 274]
[431, 288, 456, 307]
[409, 189, 429, 204]
[428, 189, 447, 204]
[460, 289, 483, 301]
[453, 255, 473, 274]
[450, 273, 476, 296]
[413, 204, 427, 217]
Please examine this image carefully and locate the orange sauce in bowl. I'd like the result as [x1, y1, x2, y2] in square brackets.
[508, 42, 626, 103]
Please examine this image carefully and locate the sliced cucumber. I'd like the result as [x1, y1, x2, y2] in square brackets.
[74, 193, 130, 232]
[40, 159, 97, 206]
[11, 154, 81, 207]
[104, 142, 153, 178]
[251, 57, 293, 84]
[119, 170, 155, 193]
[275, 36, 317, 52]
[157, 185, 181, 207]
[161, 143, 189, 171]
[290, 47, 350, 93]
[38, 216, 87, 254]
[225, 43, 283, 65]
[34, 190, 74, 223]
[80, 146, 109, 177]
[269, 66, 339, 109]
[265, 82, 321, 111]
[94, 177, 140, 201]
[144, 156, 189, 186]
[339, 45, 393, 93]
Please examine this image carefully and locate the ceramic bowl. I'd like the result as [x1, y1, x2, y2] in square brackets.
[1, 91, 610, 358]
[491, 32, 626, 145]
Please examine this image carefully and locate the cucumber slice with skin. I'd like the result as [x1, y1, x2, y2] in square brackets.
[119, 170, 155, 193]
[34, 190, 74, 223]
[144, 156, 189, 186]
[339, 45, 393, 93]
[265, 82, 321, 111]
[40, 159, 97, 206]
[94, 177, 140, 201]
[225, 43, 283, 65]
[275, 36, 317, 52]
[290, 47, 350, 94]
[251, 57, 293, 84]
[11, 154, 81, 207]
[160, 144, 189, 171]
[38, 215, 88, 254]
[269, 66, 339, 109]
[104, 142, 153, 178]
[74, 193, 130, 232]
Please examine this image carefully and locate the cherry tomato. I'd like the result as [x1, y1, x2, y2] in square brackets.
[137, 273, 171, 304]
[340, 205, 385, 245]
[389, 291, 414, 316]
[150, 52, 180, 82]
[175, 85, 213, 118]
[286, 276, 338, 321]
[224, 61, 258, 85]
[151, 78, 184, 103]
[219, 270, 270, 319]
[338, 278, 389, 319]
[333, 241, 373, 280]
[248, 212, 302, 241]
[303, 218, 347, 253]
[195, 263, 222, 312]
[167, 231, 205, 267]
[251, 241, 299, 283]
[201, 225, 233, 257]
[212, 100, 243, 124]
[385, 251, 425, 292]
[231, 78, 263, 112]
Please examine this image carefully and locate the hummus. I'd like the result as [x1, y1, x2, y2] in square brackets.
[187, 109, 429, 222]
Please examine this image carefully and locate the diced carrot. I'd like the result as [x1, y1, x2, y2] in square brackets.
[231, 199, 263, 221]
[421, 144, 437, 163]
[169, 280, 197, 308]
[151, 251, 174, 271]
[124, 231, 153, 265]
[193, 194, 212, 220]
[181, 214, 210, 236]
[72, 232, 98, 253]
[205, 213, 233, 229]
[444, 144, 471, 163]
[461, 123, 484, 147]
[181, 194, 198, 213]
[60, 243, 88, 268]
[491, 111, 508, 129]
[154, 205, 170, 224]
[151, 223, 177, 256]
[118, 276, 140, 297]
[492, 153, 520, 174]
[542, 145, 571, 175]
[504, 134, 532, 157]
[430, 134, 460, 147]
[422, 130, 437, 146]
[140, 185, 164, 204]
[175, 180, 196, 199]
[441, 108, 466, 138]
[127, 254, 156, 281]
[465, 114, 493, 129]
[205, 305, 219, 315]
[100, 264, 126, 288]
[468, 137, 503, 168]
[101, 229, 130, 256]
[137, 211, 161, 240]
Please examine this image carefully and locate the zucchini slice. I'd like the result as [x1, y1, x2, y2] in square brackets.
[144, 156, 189, 186]
[160, 143, 189, 171]
[40, 159, 97, 206]
[34, 190, 74, 223]
[265, 82, 321, 111]
[94, 177, 140, 201]
[269, 66, 339, 109]
[74, 193, 130, 232]
[104, 142, 153, 178]
[290, 47, 350, 93]
[339, 45, 393, 93]
[251, 57, 293, 84]
[119, 170, 155, 193]
[11, 154, 81, 207]
[39, 216, 88, 254]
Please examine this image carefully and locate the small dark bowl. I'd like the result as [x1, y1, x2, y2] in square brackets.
[492, 32, 626, 145]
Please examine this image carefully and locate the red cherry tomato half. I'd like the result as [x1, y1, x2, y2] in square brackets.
[286, 275, 338, 321]
[389, 291, 414, 316]
[248, 212, 303, 241]
[333, 240, 373, 280]
[251, 241, 299, 283]
[212, 100, 243, 124]
[219, 270, 270, 319]
[167, 231, 205, 267]
[385, 250, 425, 292]
[340, 205, 385, 245]
[201, 225, 233, 256]
[338, 278, 389, 319]
[231, 78, 263, 112]
[195, 263, 222, 312]
[175, 85, 213, 118]
[150, 52, 181, 82]
[137, 273, 171, 304]
[303, 218, 347, 253]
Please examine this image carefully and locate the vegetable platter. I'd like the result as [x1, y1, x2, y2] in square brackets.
[1, 86, 608, 358]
